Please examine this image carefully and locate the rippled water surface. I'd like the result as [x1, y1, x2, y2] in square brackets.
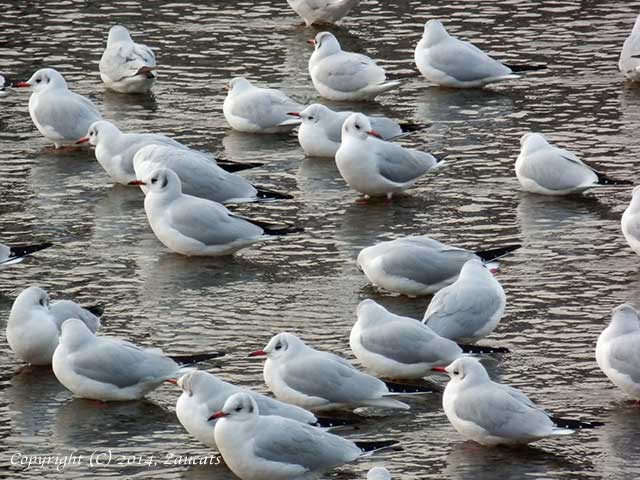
[2, 0, 640, 478]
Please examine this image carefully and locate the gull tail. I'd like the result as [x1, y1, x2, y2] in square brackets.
[84, 304, 105, 317]
[315, 416, 358, 429]
[384, 381, 438, 395]
[169, 352, 225, 366]
[503, 63, 547, 73]
[390, 122, 430, 140]
[248, 218, 304, 236]
[363, 80, 402, 98]
[475, 244, 521, 263]
[548, 416, 604, 430]
[217, 160, 264, 173]
[9, 242, 53, 259]
[255, 186, 294, 201]
[595, 171, 632, 186]
[459, 344, 510, 354]
[364, 397, 410, 410]
[355, 440, 400, 455]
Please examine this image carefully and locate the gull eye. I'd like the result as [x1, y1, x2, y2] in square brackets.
[453, 370, 459, 376]
[151, 177, 158, 184]
[235, 406, 242, 412]
[308, 116, 314, 120]
[275, 343, 282, 351]
[39, 297, 46, 307]
[355, 124, 361, 130]
[36, 77, 42, 83]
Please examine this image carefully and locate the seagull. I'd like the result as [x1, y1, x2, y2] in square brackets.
[619, 15, 640, 81]
[368, 467, 391, 480]
[0, 73, 14, 97]
[14, 68, 102, 148]
[423, 259, 506, 343]
[175, 370, 321, 448]
[415, 20, 544, 88]
[287, 0, 361, 26]
[516, 133, 631, 195]
[6, 287, 101, 366]
[77, 120, 257, 185]
[335, 113, 442, 198]
[52, 318, 224, 401]
[350, 299, 463, 379]
[99, 25, 157, 93]
[250, 332, 411, 411]
[288, 104, 427, 158]
[223, 77, 303, 133]
[357, 235, 520, 296]
[210, 392, 396, 480]
[308, 32, 401, 101]
[130, 167, 301, 256]
[621, 186, 640, 256]
[434, 357, 601, 446]
[0, 241, 52, 269]
[596, 303, 640, 400]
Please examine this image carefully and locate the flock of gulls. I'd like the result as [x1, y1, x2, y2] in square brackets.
[4, 1, 640, 479]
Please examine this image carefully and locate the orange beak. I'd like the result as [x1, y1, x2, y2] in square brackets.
[248, 349, 267, 357]
[76, 137, 90, 144]
[208, 411, 228, 421]
[367, 130, 383, 139]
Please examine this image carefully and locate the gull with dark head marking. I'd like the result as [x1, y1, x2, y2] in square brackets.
[14, 68, 101, 148]
[210, 392, 396, 480]
[287, 0, 361, 26]
[620, 15, 640, 81]
[335, 113, 442, 198]
[223, 77, 303, 133]
[7, 287, 101, 366]
[0, 241, 52, 269]
[100, 25, 157, 93]
[308, 32, 401, 101]
[516, 133, 631, 195]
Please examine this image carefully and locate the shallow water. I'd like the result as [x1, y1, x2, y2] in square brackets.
[1, 0, 640, 478]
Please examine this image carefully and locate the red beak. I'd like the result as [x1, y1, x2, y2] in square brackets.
[208, 411, 228, 421]
[307, 39, 316, 46]
[128, 180, 146, 186]
[76, 137, 89, 144]
[248, 349, 267, 357]
[166, 379, 178, 384]
[431, 367, 447, 373]
[367, 130, 383, 139]
[13, 81, 31, 88]
[287, 112, 301, 118]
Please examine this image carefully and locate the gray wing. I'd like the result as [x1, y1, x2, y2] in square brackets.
[100, 42, 155, 81]
[49, 300, 100, 333]
[427, 37, 512, 82]
[282, 353, 386, 403]
[253, 416, 358, 470]
[521, 148, 596, 191]
[608, 334, 640, 384]
[369, 116, 402, 140]
[252, 393, 317, 424]
[167, 196, 263, 246]
[314, 51, 386, 92]
[325, 111, 351, 143]
[359, 321, 461, 365]
[35, 91, 101, 140]
[499, 383, 538, 410]
[71, 338, 177, 388]
[233, 89, 302, 129]
[373, 143, 435, 184]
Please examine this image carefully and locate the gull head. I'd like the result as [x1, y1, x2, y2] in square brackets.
[442, 357, 490, 385]
[293, 103, 331, 125]
[609, 303, 640, 336]
[177, 370, 219, 397]
[460, 258, 488, 277]
[132, 167, 182, 196]
[78, 120, 121, 146]
[252, 332, 305, 360]
[14, 286, 50, 315]
[310, 31, 341, 56]
[356, 299, 391, 327]
[16, 68, 67, 92]
[226, 77, 253, 96]
[59, 318, 96, 350]
[342, 113, 379, 141]
[107, 25, 133, 45]
[423, 20, 449, 46]
[520, 132, 550, 155]
[210, 392, 258, 422]
[367, 467, 391, 480]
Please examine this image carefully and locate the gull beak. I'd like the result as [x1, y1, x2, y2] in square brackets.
[166, 379, 178, 385]
[287, 112, 301, 118]
[307, 39, 316, 46]
[431, 367, 447, 373]
[224, 85, 230, 91]
[13, 81, 31, 88]
[367, 130, 383, 139]
[128, 180, 146, 186]
[248, 349, 267, 357]
[208, 411, 228, 421]
[76, 137, 90, 144]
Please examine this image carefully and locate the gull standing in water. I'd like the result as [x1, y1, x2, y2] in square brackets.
[287, 0, 361, 26]
[619, 15, 640, 81]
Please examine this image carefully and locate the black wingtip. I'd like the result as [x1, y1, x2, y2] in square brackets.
[84, 304, 105, 317]
[169, 352, 225, 366]
[354, 440, 400, 453]
[217, 160, 264, 173]
[503, 63, 547, 73]
[9, 242, 53, 259]
[255, 187, 294, 201]
[399, 122, 430, 134]
[459, 344, 510, 354]
[315, 416, 358, 428]
[549, 416, 604, 430]
[383, 381, 438, 394]
[475, 244, 521, 262]
[433, 152, 448, 163]
[596, 172, 633, 186]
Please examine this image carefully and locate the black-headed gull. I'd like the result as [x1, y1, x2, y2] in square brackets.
[357, 235, 520, 296]
[250, 332, 411, 411]
[289, 104, 426, 158]
[131, 167, 301, 256]
[368, 467, 391, 480]
[14, 68, 101, 148]
[175, 370, 321, 449]
[434, 357, 601, 446]
[52, 318, 224, 401]
[415, 20, 544, 88]
[77, 120, 256, 185]
[308, 32, 401, 101]
[620, 15, 640, 81]
[133, 144, 291, 204]
[516, 133, 631, 195]
[6, 287, 101, 366]
[99, 25, 157, 93]
[622, 186, 640, 256]
[0, 241, 52, 269]
[423, 259, 506, 342]
[223, 77, 303, 133]
[210, 392, 396, 480]
[596, 304, 640, 400]
[336, 113, 442, 198]
[0, 73, 14, 97]
[287, 0, 361, 26]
